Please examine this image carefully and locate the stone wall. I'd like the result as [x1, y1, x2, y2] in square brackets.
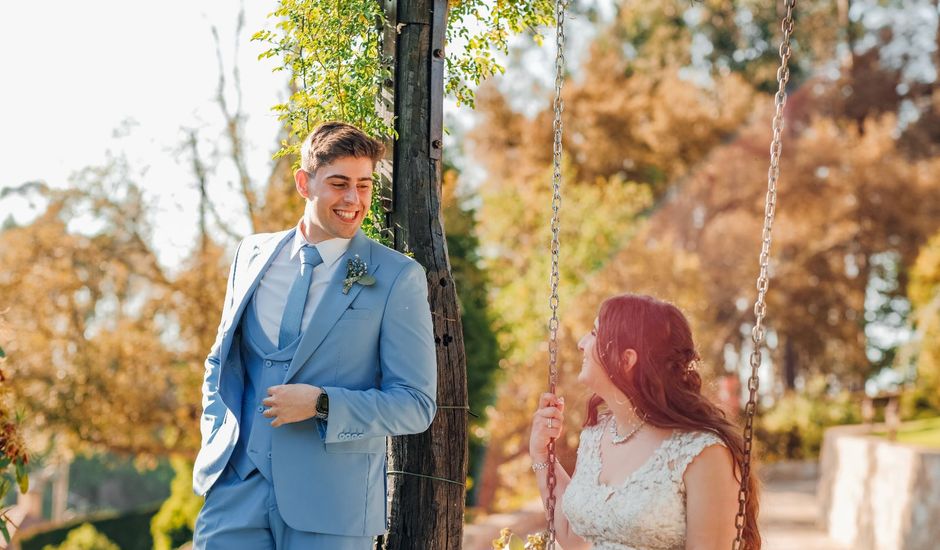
[818, 425, 940, 550]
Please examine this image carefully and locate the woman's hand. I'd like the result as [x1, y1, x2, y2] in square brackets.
[529, 392, 565, 461]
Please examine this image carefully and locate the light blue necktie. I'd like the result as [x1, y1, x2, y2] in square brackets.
[278, 244, 323, 348]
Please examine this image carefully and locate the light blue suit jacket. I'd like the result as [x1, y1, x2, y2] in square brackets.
[193, 229, 437, 536]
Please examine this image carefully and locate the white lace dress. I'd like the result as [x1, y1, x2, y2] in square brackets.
[562, 415, 726, 550]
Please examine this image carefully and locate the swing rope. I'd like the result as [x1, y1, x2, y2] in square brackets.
[542, 2, 797, 549]
[733, 2, 796, 548]
[544, 0, 567, 547]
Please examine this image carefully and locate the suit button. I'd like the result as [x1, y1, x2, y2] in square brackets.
[283, 364, 289, 370]
[257, 406, 264, 413]
[265, 360, 272, 367]
[267, 452, 272, 459]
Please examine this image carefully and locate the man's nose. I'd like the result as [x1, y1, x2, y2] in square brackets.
[342, 187, 358, 203]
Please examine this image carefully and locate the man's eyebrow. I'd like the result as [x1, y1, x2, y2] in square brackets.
[324, 174, 373, 182]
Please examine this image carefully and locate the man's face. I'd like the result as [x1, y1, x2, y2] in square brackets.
[295, 156, 374, 242]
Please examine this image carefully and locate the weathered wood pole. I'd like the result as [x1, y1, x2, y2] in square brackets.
[377, 0, 468, 548]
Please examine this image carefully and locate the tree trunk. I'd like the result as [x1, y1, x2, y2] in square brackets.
[783, 336, 798, 390]
[380, 1, 468, 549]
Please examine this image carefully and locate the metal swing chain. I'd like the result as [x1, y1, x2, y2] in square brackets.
[545, 0, 567, 548]
[733, 2, 796, 549]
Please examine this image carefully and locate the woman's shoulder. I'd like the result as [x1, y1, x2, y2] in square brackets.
[667, 429, 731, 475]
[673, 428, 727, 449]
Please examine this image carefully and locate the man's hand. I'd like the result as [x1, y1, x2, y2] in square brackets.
[262, 384, 321, 427]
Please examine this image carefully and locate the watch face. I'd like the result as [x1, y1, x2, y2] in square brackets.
[317, 392, 329, 414]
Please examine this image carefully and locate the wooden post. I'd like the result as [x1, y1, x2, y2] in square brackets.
[379, 1, 468, 549]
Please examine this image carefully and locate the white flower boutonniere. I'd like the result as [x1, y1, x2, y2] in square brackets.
[342, 255, 376, 294]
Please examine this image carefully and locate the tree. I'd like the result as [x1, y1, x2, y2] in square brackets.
[0, 175, 186, 457]
[906, 230, 940, 413]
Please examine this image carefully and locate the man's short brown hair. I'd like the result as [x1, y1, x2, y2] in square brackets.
[300, 122, 386, 174]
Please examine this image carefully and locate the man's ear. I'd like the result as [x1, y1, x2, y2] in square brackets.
[294, 169, 310, 199]
[621, 349, 638, 372]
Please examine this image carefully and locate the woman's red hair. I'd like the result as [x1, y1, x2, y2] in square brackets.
[585, 294, 761, 549]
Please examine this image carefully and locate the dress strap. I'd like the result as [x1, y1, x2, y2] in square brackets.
[666, 430, 727, 483]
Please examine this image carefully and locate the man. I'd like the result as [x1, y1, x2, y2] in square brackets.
[192, 122, 437, 549]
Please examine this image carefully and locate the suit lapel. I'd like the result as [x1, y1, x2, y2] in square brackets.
[285, 230, 379, 382]
[226, 229, 294, 333]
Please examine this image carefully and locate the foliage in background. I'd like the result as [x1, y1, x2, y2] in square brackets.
[754, 386, 861, 462]
[440, 169, 501, 504]
[20, 506, 156, 550]
[0, 331, 29, 543]
[150, 459, 202, 550]
[67, 454, 174, 515]
[904, 230, 940, 415]
[0, 174, 206, 458]
[467, 0, 940, 511]
[41, 524, 119, 550]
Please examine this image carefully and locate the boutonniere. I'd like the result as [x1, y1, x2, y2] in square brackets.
[342, 255, 376, 294]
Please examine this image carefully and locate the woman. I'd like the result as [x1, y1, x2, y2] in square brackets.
[529, 294, 760, 549]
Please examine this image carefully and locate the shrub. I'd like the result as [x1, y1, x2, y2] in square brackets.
[151, 458, 202, 550]
[754, 390, 861, 462]
[19, 506, 157, 550]
[41, 524, 119, 550]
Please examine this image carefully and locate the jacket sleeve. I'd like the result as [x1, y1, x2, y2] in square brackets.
[200, 239, 243, 447]
[320, 260, 438, 443]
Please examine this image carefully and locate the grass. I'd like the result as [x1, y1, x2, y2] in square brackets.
[874, 416, 940, 448]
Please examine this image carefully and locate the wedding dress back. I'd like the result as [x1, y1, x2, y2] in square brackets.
[563, 414, 726, 550]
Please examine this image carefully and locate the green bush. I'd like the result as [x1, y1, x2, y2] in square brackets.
[151, 458, 202, 550]
[19, 506, 157, 550]
[754, 390, 861, 462]
[41, 524, 119, 550]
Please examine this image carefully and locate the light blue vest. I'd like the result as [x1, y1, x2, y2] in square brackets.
[229, 291, 302, 481]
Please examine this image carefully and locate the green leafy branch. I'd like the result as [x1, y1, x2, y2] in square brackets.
[253, 0, 554, 155]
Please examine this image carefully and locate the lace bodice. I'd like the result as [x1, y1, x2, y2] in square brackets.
[562, 416, 726, 550]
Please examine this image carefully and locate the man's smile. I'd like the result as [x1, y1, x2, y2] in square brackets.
[334, 208, 359, 222]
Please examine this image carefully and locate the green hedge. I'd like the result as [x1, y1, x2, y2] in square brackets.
[754, 390, 861, 462]
[19, 505, 158, 550]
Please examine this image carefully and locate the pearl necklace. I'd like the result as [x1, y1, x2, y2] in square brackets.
[609, 415, 646, 445]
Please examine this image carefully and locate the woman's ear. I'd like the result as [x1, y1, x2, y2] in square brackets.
[621, 349, 638, 372]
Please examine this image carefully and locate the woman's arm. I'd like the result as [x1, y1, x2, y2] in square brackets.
[684, 444, 741, 550]
[530, 393, 590, 550]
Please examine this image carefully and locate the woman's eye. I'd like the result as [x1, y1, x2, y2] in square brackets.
[591, 329, 597, 336]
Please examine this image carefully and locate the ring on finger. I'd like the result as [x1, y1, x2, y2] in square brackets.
[548, 419, 554, 429]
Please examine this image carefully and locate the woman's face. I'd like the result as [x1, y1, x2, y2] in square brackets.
[577, 318, 607, 391]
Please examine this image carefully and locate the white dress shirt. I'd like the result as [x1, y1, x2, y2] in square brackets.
[252, 222, 352, 346]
